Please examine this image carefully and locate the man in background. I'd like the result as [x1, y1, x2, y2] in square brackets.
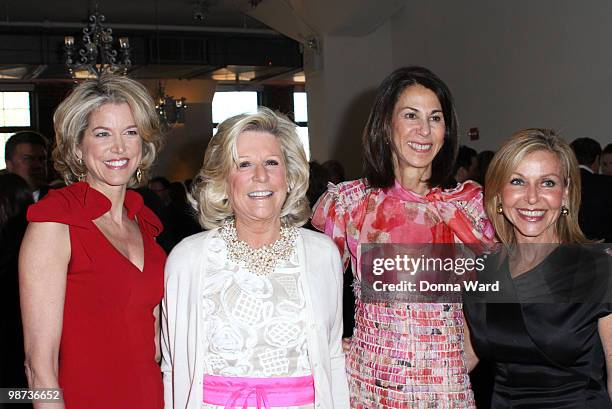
[601, 143, 612, 176]
[453, 145, 478, 184]
[570, 137, 612, 242]
[4, 131, 48, 201]
[149, 176, 172, 206]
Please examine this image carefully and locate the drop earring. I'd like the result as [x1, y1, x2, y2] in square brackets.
[75, 157, 86, 182]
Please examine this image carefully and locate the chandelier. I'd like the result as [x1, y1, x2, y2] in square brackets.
[155, 82, 187, 129]
[64, 10, 131, 79]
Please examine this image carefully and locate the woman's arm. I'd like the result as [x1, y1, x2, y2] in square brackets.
[153, 305, 161, 364]
[328, 246, 350, 409]
[161, 240, 189, 409]
[19, 221, 70, 409]
[598, 314, 612, 400]
[462, 318, 479, 372]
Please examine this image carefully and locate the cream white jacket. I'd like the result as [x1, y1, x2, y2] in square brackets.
[161, 228, 350, 409]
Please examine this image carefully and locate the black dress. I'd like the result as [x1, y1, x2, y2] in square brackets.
[463, 245, 612, 408]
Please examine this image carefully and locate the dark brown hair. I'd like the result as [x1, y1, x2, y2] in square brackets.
[363, 66, 458, 188]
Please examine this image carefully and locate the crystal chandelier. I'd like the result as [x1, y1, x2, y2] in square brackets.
[155, 82, 187, 129]
[64, 10, 131, 79]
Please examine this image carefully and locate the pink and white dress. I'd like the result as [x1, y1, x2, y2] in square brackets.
[312, 179, 495, 409]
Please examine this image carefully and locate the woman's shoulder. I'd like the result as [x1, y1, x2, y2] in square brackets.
[26, 182, 96, 226]
[323, 178, 372, 211]
[438, 180, 484, 201]
[169, 229, 216, 255]
[298, 228, 342, 275]
[165, 230, 217, 282]
[124, 189, 165, 237]
[311, 179, 372, 232]
[299, 227, 337, 249]
[435, 180, 486, 217]
[432, 180, 495, 243]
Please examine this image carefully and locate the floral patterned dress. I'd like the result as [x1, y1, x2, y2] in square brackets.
[312, 179, 495, 409]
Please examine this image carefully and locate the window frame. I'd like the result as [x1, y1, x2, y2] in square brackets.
[0, 86, 36, 170]
[0, 85, 36, 132]
[292, 91, 309, 159]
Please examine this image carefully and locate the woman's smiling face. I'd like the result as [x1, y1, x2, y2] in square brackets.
[390, 84, 446, 178]
[227, 130, 288, 227]
[501, 149, 568, 244]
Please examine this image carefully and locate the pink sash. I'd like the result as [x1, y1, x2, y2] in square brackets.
[202, 374, 315, 409]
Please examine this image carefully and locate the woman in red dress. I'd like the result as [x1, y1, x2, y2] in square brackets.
[19, 74, 165, 409]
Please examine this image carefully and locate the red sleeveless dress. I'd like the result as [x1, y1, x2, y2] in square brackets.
[27, 182, 165, 409]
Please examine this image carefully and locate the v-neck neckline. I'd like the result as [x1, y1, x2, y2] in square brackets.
[92, 216, 147, 273]
[77, 182, 148, 273]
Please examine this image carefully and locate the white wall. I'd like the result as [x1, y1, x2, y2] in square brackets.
[240, 0, 612, 178]
[390, 0, 612, 151]
[249, 0, 402, 178]
[306, 21, 393, 178]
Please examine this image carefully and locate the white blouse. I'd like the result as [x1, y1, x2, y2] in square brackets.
[200, 233, 315, 408]
[162, 228, 350, 409]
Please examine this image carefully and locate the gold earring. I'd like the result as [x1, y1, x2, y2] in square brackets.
[496, 203, 503, 214]
[136, 168, 143, 184]
[561, 205, 569, 216]
[75, 157, 86, 182]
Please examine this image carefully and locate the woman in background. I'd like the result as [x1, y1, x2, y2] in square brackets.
[313, 66, 494, 408]
[20, 74, 165, 409]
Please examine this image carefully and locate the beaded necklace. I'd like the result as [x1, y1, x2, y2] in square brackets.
[219, 219, 298, 276]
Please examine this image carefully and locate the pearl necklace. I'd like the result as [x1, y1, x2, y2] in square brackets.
[219, 219, 298, 276]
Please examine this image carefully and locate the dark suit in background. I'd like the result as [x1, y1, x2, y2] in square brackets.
[578, 168, 612, 243]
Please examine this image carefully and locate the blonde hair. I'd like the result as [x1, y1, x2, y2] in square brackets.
[193, 107, 310, 229]
[484, 128, 589, 245]
[52, 74, 163, 186]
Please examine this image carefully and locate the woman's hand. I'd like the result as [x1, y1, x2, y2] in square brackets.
[153, 305, 161, 364]
[19, 221, 70, 409]
[463, 315, 479, 372]
[342, 337, 352, 354]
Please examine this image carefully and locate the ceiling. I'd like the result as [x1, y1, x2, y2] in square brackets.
[0, 0, 269, 29]
[0, 0, 304, 84]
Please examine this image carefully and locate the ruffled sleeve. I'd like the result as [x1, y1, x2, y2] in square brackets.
[124, 189, 163, 237]
[26, 182, 106, 227]
[312, 179, 369, 269]
[138, 205, 163, 237]
[428, 181, 496, 245]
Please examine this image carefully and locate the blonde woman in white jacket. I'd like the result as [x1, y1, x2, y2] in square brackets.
[161, 108, 349, 409]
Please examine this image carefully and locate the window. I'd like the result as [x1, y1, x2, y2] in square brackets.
[0, 91, 33, 169]
[0, 133, 15, 169]
[293, 92, 309, 159]
[212, 91, 259, 136]
[210, 90, 310, 160]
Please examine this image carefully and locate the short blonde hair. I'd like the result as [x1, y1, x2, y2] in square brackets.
[193, 107, 310, 229]
[484, 128, 588, 245]
[52, 74, 163, 186]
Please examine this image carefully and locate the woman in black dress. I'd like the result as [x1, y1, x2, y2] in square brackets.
[464, 128, 612, 408]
